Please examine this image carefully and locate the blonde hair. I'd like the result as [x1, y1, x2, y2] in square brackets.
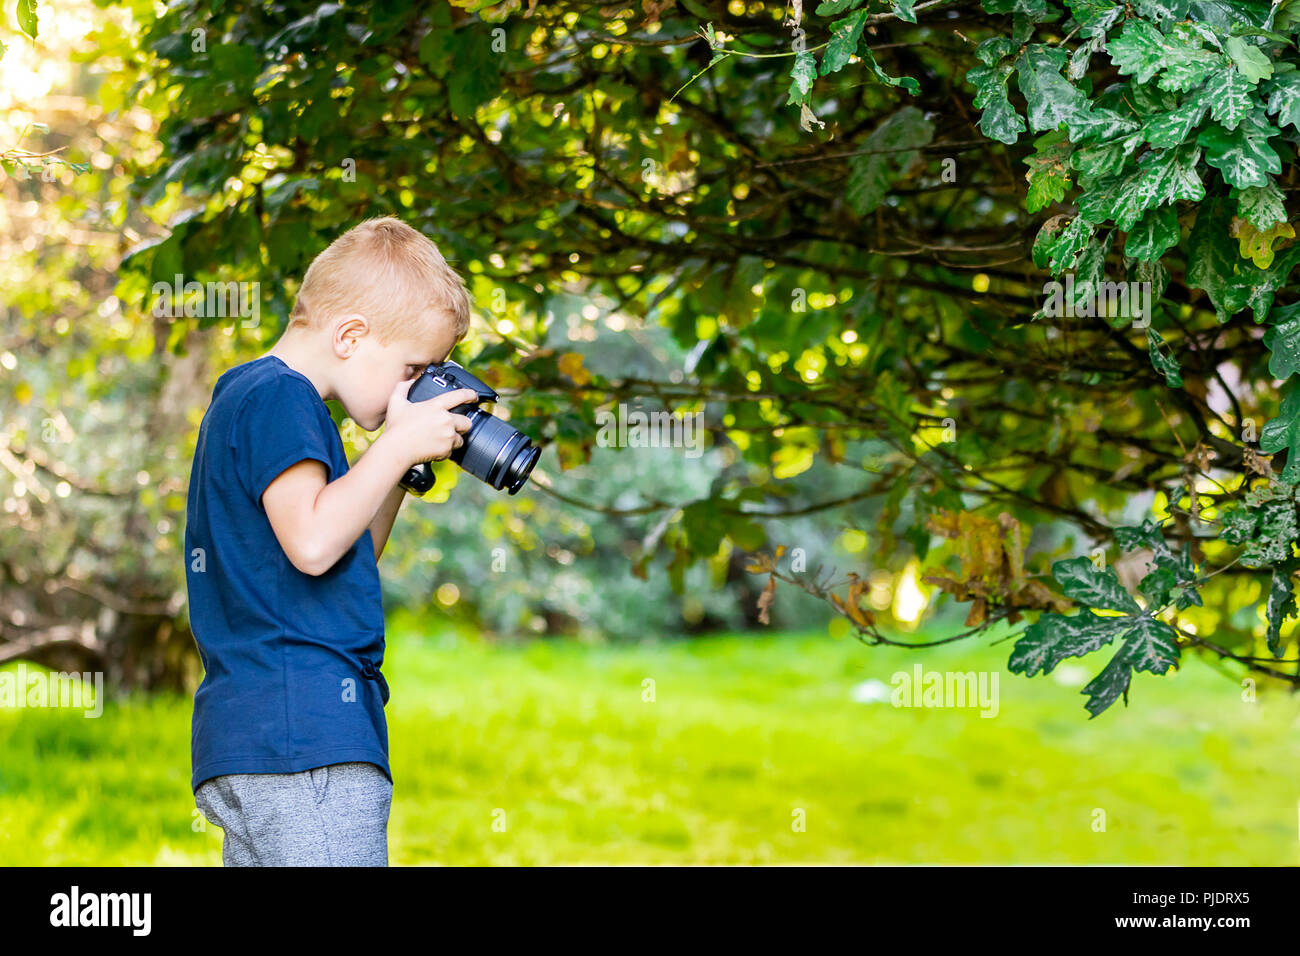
[287, 216, 471, 345]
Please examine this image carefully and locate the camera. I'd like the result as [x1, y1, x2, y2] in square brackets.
[398, 360, 541, 496]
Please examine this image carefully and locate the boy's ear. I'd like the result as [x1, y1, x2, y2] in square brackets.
[331, 314, 370, 358]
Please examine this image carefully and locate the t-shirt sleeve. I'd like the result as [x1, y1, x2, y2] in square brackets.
[229, 375, 336, 507]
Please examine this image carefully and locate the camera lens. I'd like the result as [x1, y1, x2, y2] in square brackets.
[505, 444, 541, 495]
[453, 410, 540, 494]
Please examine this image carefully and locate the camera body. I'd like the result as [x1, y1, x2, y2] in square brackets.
[398, 360, 540, 496]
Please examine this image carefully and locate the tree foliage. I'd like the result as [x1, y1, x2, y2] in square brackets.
[0, 0, 89, 178]
[12, 0, 1300, 712]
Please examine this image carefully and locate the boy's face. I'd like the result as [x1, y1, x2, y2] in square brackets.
[333, 315, 458, 432]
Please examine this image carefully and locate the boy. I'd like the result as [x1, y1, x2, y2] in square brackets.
[185, 217, 480, 866]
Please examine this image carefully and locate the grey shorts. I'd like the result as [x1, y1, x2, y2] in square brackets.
[195, 761, 392, 866]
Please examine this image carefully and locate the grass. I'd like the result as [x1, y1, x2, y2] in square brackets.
[1, 610, 1298, 865]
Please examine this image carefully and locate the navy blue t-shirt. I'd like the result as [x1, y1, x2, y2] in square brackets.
[184, 354, 391, 792]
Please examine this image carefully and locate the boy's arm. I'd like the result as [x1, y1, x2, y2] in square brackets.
[369, 481, 407, 561]
[261, 432, 411, 576]
[259, 383, 476, 576]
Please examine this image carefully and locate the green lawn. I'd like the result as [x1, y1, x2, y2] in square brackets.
[1, 611, 1298, 865]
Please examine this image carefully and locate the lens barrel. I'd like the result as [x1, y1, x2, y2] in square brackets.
[453, 409, 541, 495]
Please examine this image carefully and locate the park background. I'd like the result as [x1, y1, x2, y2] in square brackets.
[2, 0, 1299, 864]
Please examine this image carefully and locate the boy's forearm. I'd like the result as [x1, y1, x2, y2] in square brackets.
[369, 481, 407, 561]
[304, 432, 411, 571]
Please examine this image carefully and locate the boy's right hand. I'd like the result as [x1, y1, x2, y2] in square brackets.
[383, 380, 478, 466]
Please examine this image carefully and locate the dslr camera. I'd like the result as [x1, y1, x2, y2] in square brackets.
[398, 360, 540, 496]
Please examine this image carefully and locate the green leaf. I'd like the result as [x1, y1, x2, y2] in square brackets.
[820, 9, 870, 76]
[1197, 118, 1282, 190]
[1015, 46, 1092, 132]
[1260, 382, 1300, 484]
[1081, 616, 1180, 717]
[1204, 68, 1256, 130]
[1115, 518, 1169, 553]
[1025, 165, 1069, 214]
[893, 0, 918, 21]
[860, 45, 920, 95]
[1077, 143, 1204, 232]
[1243, 478, 1297, 509]
[448, 27, 502, 118]
[1138, 554, 1190, 598]
[1263, 71, 1300, 131]
[1259, 501, 1300, 565]
[1137, 0, 1191, 21]
[1130, 80, 1180, 114]
[1225, 35, 1274, 84]
[1187, 0, 1266, 33]
[1008, 609, 1132, 677]
[1266, 558, 1300, 654]
[1273, 0, 1300, 33]
[1032, 214, 1093, 271]
[681, 500, 727, 555]
[1187, 195, 1251, 321]
[1106, 21, 1170, 84]
[981, 0, 1049, 13]
[1146, 326, 1183, 387]
[1184, 20, 1226, 49]
[1076, 175, 1145, 231]
[815, 0, 865, 13]
[1235, 180, 1288, 229]
[976, 36, 1019, 66]
[1124, 204, 1180, 260]
[1069, 142, 1126, 188]
[17, 0, 37, 40]
[1136, 535, 1197, 606]
[845, 106, 935, 216]
[1068, 106, 1141, 143]
[1254, 245, 1300, 322]
[1120, 616, 1182, 676]
[1132, 256, 1171, 301]
[1136, 140, 1207, 207]
[1246, 499, 1298, 567]
[1068, 34, 1104, 81]
[1052, 555, 1143, 613]
[1068, 236, 1107, 316]
[726, 518, 766, 552]
[788, 50, 818, 104]
[262, 176, 319, 221]
[1023, 131, 1073, 213]
[1155, 49, 1222, 93]
[967, 62, 1026, 144]
[1066, 0, 1124, 35]
[1263, 307, 1300, 379]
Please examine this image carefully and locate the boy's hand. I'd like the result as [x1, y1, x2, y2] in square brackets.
[261, 380, 478, 577]
[383, 378, 477, 466]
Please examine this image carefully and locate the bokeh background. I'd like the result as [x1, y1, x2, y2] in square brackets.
[2, 0, 1299, 865]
